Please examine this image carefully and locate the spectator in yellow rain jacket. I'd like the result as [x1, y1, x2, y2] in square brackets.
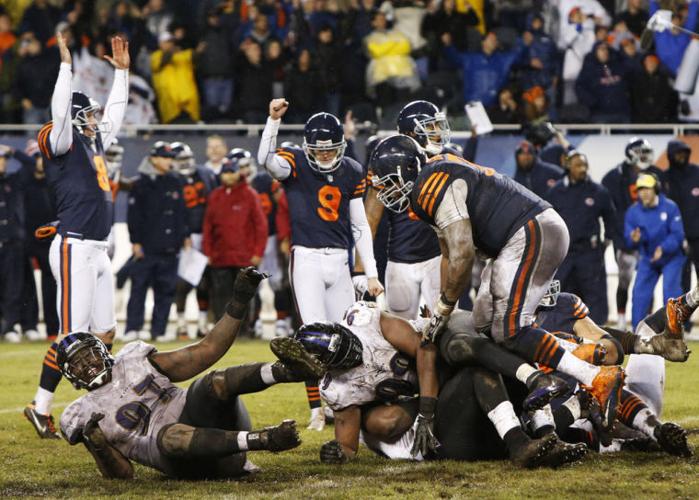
[150, 32, 200, 123]
[364, 10, 420, 106]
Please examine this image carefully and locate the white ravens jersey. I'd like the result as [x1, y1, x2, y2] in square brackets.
[60, 341, 187, 473]
[319, 302, 418, 411]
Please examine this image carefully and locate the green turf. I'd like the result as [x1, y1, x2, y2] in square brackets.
[1, 339, 698, 499]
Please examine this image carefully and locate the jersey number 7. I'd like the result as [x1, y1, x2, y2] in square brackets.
[317, 185, 342, 222]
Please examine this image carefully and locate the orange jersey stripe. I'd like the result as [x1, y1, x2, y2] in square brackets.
[417, 172, 443, 207]
[426, 173, 450, 216]
[43, 359, 60, 371]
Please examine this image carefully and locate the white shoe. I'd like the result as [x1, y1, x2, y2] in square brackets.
[119, 330, 138, 342]
[307, 407, 325, 431]
[156, 331, 176, 342]
[25, 329, 45, 341]
[4, 331, 21, 343]
[275, 319, 289, 337]
[138, 331, 152, 341]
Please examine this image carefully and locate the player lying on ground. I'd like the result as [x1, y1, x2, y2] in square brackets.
[369, 136, 625, 430]
[57, 268, 326, 480]
[524, 282, 692, 457]
[278, 301, 587, 467]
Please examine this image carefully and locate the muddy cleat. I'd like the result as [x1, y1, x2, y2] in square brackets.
[270, 337, 327, 380]
[666, 298, 692, 338]
[654, 422, 693, 457]
[572, 343, 607, 365]
[645, 334, 690, 362]
[523, 372, 569, 412]
[510, 433, 557, 468]
[538, 437, 588, 468]
[586, 366, 625, 431]
[24, 405, 60, 439]
[307, 407, 325, 432]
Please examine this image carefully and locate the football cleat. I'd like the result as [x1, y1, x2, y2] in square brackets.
[510, 432, 557, 468]
[270, 337, 327, 380]
[666, 297, 692, 338]
[654, 422, 693, 457]
[523, 372, 569, 412]
[24, 405, 60, 439]
[586, 366, 625, 431]
[646, 334, 690, 362]
[577, 388, 611, 446]
[537, 436, 588, 468]
[307, 407, 325, 432]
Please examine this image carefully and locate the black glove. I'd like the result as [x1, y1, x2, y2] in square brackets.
[410, 397, 440, 458]
[263, 419, 300, 452]
[226, 267, 268, 318]
[320, 440, 348, 464]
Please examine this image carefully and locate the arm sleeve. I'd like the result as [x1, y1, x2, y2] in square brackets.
[434, 179, 469, 230]
[100, 68, 129, 150]
[256, 117, 292, 180]
[49, 63, 74, 157]
[350, 197, 378, 278]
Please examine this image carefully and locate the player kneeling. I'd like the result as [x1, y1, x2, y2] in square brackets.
[57, 268, 325, 480]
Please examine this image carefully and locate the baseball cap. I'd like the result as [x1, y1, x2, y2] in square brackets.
[636, 173, 657, 190]
[220, 160, 240, 174]
[150, 141, 176, 158]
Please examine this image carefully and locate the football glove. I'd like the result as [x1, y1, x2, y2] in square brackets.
[320, 440, 349, 464]
[226, 267, 268, 318]
[263, 419, 301, 452]
[352, 273, 368, 300]
[421, 295, 455, 345]
[411, 397, 440, 458]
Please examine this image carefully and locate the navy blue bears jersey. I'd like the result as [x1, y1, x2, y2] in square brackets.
[38, 123, 113, 241]
[410, 153, 550, 258]
[386, 207, 440, 264]
[252, 171, 281, 236]
[180, 167, 216, 234]
[535, 292, 589, 334]
[276, 147, 366, 248]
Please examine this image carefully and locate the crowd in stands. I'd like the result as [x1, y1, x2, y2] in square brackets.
[0, 0, 697, 126]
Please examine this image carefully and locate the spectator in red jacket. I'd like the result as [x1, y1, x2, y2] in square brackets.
[203, 159, 267, 321]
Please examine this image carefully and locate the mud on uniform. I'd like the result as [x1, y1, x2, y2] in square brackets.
[60, 341, 252, 478]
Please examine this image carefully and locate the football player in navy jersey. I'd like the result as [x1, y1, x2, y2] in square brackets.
[257, 98, 383, 430]
[369, 135, 626, 432]
[25, 33, 130, 439]
[171, 142, 217, 339]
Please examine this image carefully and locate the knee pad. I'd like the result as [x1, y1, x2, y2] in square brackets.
[440, 332, 477, 366]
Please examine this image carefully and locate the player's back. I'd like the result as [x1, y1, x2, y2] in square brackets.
[60, 341, 187, 474]
[38, 123, 113, 240]
[410, 154, 550, 257]
[277, 146, 366, 249]
[320, 302, 417, 410]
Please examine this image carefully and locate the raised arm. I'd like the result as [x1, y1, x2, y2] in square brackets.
[148, 268, 266, 382]
[257, 98, 292, 180]
[100, 36, 130, 149]
[48, 33, 74, 157]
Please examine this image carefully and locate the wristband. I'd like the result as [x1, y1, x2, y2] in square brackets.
[434, 294, 455, 317]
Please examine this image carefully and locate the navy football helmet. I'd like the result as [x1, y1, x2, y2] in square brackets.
[369, 135, 426, 213]
[303, 112, 346, 173]
[625, 137, 654, 169]
[397, 100, 450, 156]
[171, 141, 196, 175]
[539, 280, 561, 308]
[227, 147, 256, 178]
[294, 322, 363, 370]
[56, 333, 114, 390]
[71, 91, 101, 135]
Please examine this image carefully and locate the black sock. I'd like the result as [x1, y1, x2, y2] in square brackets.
[222, 363, 269, 396]
[39, 343, 61, 392]
[503, 427, 530, 454]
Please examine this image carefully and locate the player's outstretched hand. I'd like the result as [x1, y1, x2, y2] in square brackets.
[367, 277, 384, 297]
[264, 419, 301, 452]
[232, 267, 268, 304]
[82, 412, 107, 447]
[320, 440, 349, 464]
[56, 32, 72, 65]
[411, 413, 440, 458]
[104, 36, 130, 70]
[269, 98, 289, 120]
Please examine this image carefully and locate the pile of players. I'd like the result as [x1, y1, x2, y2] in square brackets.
[49, 94, 694, 480]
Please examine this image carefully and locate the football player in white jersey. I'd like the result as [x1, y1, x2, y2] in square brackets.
[289, 303, 586, 467]
[57, 268, 325, 479]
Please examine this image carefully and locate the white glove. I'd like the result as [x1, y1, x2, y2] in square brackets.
[352, 274, 368, 300]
